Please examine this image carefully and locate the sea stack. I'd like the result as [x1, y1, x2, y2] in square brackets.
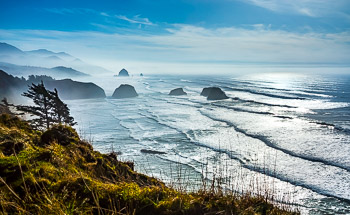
[169, 88, 187, 96]
[200, 87, 228, 100]
[140, 73, 144, 77]
[200, 87, 212, 97]
[118, 68, 129, 77]
[112, 84, 138, 99]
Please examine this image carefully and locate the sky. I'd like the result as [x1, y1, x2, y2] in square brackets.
[1, 0, 350, 74]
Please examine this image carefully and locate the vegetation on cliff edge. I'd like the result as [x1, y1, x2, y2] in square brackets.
[0, 114, 298, 214]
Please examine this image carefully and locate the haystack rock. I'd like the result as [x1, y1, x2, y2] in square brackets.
[118, 68, 129, 77]
[200, 87, 228, 100]
[112, 84, 138, 99]
[169, 88, 187, 96]
[200, 87, 212, 97]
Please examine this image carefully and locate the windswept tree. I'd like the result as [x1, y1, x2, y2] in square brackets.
[17, 81, 75, 129]
[17, 81, 53, 129]
[0, 98, 12, 114]
[50, 88, 76, 126]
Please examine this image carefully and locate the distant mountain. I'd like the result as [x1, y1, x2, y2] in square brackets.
[0, 42, 113, 76]
[51, 66, 89, 77]
[26, 49, 73, 57]
[0, 69, 105, 102]
[0, 62, 89, 79]
[26, 49, 57, 56]
[0, 42, 24, 55]
[26, 49, 75, 62]
[56, 52, 73, 59]
[0, 70, 26, 102]
[45, 55, 64, 61]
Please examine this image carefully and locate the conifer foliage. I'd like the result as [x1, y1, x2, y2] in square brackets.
[17, 81, 76, 129]
[50, 88, 75, 126]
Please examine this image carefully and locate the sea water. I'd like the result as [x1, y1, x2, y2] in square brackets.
[67, 71, 350, 214]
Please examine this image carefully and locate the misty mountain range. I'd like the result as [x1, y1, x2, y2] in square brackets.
[0, 42, 112, 78]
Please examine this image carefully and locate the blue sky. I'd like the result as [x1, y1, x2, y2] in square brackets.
[1, 0, 350, 73]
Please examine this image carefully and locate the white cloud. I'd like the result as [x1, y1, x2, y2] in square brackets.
[116, 15, 156, 26]
[243, 0, 350, 18]
[45, 8, 156, 27]
[1, 25, 349, 74]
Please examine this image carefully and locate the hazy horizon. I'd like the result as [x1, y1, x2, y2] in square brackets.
[1, 0, 350, 75]
[2, 2, 350, 214]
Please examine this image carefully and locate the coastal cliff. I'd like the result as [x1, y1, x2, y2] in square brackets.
[0, 70, 106, 101]
[0, 114, 297, 215]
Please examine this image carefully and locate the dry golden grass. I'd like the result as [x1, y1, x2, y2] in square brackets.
[0, 114, 298, 215]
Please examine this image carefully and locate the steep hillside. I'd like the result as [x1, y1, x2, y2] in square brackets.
[0, 70, 105, 102]
[0, 114, 298, 215]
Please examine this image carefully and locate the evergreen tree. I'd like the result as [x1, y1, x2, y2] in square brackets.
[1, 98, 10, 106]
[0, 98, 12, 114]
[17, 81, 76, 129]
[17, 81, 53, 129]
[50, 88, 76, 126]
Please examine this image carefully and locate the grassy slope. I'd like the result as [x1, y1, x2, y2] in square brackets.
[0, 114, 298, 215]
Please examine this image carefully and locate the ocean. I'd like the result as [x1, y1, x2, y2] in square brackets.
[67, 72, 350, 214]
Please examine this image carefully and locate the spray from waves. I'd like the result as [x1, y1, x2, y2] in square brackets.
[143, 94, 350, 174]
[201, 79, 305, 99]
[139, 110, 245, 164]
[199, 109, 350, 173]
[154, 95, 350, 134]
[180, 79, 193, 83]
[105, 90, 350, 204]
[231, 98, 296, 108]
[140, 106, 350, 202]
[221, 86, 307, 100]
[212, 79, 332, 98]
[142, 95, 350, 172]
[152, 95, 295, 119]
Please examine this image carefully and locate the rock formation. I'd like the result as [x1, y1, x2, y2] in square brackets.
[200, 87, 228, 100]
[112, 84, 138, 99]
[200, 87, 212, 97]
[169, 88, 187, 96]
[140, 149, 166, 154]
[0, 70, 106, 101]
[44, 79, 106, 100]
[118, 68, 129, 77]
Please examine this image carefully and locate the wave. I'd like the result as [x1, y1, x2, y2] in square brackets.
[217, 79, 332, 98]
[233, 98, 296, 108]
[199, 110, 350, 173]
[308, 120, 350, 135]
[150, 95, 350, 137]
[222, 86, 306, 100]
[158, 96, 295, 118]
[140, 107, 350, 202]
[202, 79, 307, 99]
[140, 110, 246, 165]
[180, 79, 193, 83]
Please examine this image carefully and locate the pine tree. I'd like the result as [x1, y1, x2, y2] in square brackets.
[17, 81, 76, 129]
[50, 88, 76, 126]
[0, 98, 12, 114]
[17, 81, 53, 129]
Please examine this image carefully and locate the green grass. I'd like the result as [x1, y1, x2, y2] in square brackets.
[0, 114, 298, 215]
